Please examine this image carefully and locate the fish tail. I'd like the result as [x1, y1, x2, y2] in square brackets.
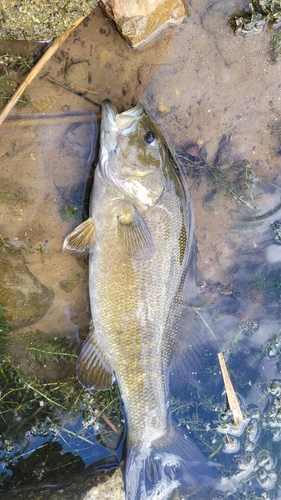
[125, 422, 216, 500]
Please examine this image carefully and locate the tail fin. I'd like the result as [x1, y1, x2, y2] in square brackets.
[125, 423, 216, 500]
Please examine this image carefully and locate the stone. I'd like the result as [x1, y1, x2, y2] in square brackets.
[99, 0, 187, 49]
[0, 247, 54, 329]
[82, 468, 125, 500]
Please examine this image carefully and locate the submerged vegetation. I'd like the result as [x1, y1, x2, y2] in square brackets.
[229, 0, 281, 61]
[0, 339, 123, 491]
[269, 29, 281, 60]
[26, 336, 78, 365]
[0, 186, 28, 206]
[229, 0, 281, 35]
[177, 136, 255, 210]
[0, 307, 10, 352]
[0, 54, 33, 108]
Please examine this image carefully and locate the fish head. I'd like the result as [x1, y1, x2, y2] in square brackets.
[99, 99, 168, 208]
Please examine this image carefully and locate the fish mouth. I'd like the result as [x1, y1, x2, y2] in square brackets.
[100, 99, 145, 177]
[101, 99, 117, 126]
[100, 100, 118, 155]
[101, 99, 143, 141]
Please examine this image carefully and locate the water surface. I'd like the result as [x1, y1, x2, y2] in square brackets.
[1, 1, 281, 498]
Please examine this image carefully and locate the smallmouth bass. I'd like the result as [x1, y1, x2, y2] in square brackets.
[63, 100, 215, 499]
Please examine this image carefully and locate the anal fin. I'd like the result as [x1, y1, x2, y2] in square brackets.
[77, 328, 114, 390]
[63, 217, 95, 255]
[117, 205, 155, 261]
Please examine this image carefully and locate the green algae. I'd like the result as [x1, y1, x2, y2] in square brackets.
[59, 273, 81, 293]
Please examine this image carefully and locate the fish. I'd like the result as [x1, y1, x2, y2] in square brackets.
[63, 100, 216, 499]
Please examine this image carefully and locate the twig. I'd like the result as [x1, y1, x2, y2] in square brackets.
[218, 352, 243, 426]
[192, 306, 221, 349]
[45, 76, 101, 107]
[26, 346, 77, 359]
[0, 15, 88, 126]
[3, 111, 95, 127]
[101, 414, 118, 433]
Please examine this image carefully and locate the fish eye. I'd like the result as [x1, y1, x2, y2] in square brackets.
[144, 131, 155, 144]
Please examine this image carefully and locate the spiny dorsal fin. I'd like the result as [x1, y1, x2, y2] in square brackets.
[117, 205, 155, 261]
[63, 217, 95, 255]
[77, 330, 114, 390]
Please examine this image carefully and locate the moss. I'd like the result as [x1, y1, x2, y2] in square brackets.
[0, 1, 98, 40]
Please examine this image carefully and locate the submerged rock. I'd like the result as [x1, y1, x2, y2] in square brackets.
[82, 468, 124, 499]
[0, 1, 98, 40]
[2, 468, 124, 500]
[99, 0, 188, 49]
[0, 248, 54, 328]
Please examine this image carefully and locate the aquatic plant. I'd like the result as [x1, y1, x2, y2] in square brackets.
[254, 270, 281, 303]
[60, 202, 80, 221]
[0, 307, 10, 352]
[229, 0, 281, 35]
[0, 54, 34, 74]
[0, 186, 27, 206]
[0, 54, 34, 108]
[26, 337, 78, 365]
[269, 28, 281, 60]
[0, 350, 123, 491]
[177, 142, 255, 209]
[59, 183, 85, 222]
[15, 92, 30, 109]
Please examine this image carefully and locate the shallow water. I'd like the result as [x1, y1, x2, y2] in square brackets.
[1, 1, 281, 498]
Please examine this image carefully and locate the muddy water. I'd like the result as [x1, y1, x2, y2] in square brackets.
[1, 1, 281, 498]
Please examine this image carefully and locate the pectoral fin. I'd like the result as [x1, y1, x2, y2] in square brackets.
[118, 205, 155, 260]
[63, 217, 95, 254]
[77, 329, 114, 390]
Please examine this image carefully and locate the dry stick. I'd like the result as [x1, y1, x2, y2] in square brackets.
[101, 414, 118, 434]
[0, 14, 88, 126]
[218, 352, 243, 427]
